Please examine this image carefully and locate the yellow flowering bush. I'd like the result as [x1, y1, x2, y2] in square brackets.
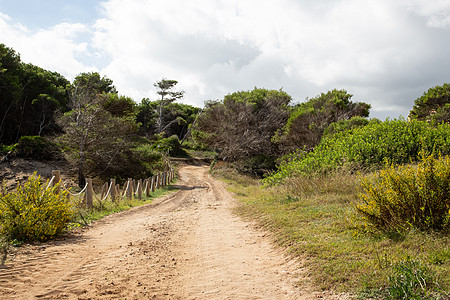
[0, 174, 74, 242]
[357, 153, 450, 232]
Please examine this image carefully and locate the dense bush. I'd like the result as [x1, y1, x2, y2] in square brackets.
[233, 154, 277, 177]
[152, 135, 188, 157]
[263, 119, 450, 185]
[15, 135, 61, 160]
[356, 153, 450, 233]
[0, 174, 74, 242]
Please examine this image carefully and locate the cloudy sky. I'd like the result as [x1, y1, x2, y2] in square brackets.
[1, 0, 450, 119]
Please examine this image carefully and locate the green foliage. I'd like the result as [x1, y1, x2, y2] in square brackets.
[72, 72, 116, 96]
[15, 136, 61, 160]
[275, 89, 371, 153]
[0, 174, 74, 242]
[100, 93, 136, 117]
[409, 83, 450, 123]
[387, 259, 440, 299]
[136, 98, 199, 139]
[264, 119, 450, 185]
[0, 43, 70, 144]
[323, 116, 378, 137]
[356, 153, 450, 233]
[128, 143, 163, 175]
[152, 135, 188, 157]
[0, 144, 16, 155]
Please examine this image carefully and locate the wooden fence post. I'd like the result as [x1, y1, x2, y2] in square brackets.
[159, 172, 164, 187]
[86, 178, 93, 208]
[154, 174, 159, 190]
[116, 184, 120, 200]
[151, 176, 155, 192]
[142, 179, 147, 195]
[126, 178, 133, 199]
[145, 178, 151, 197]
[51, 170, 61, 193]
[110, 178, 116, 202]
[101, 182, 108, 200]
[137, 179, 142, 200]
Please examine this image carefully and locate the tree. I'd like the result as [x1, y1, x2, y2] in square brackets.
[136, 99, 199, 139]
[0, 44, 22, 144]
[57, 73, 137, 186]
[275, 89, 370, 153]
[153, 79, 184, 134]
[72, 72, 116, 96]
[0, 44, 70, 144]
[192, 88, 292, 163]
[408, 83, 450, 123]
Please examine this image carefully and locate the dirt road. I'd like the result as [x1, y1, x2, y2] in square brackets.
[0, 165, 331, 299]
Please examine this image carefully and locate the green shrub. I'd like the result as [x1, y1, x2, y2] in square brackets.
[233, 155, 277, 177]
[15, 135, 61, 160]
[387, 259, 440, 299]
[0, 144, 16, 156]
[356, 153, 450, 233]
[153, 135, 188, 157]
[0, 174, 74, 242]
[264, 119, 450, 186]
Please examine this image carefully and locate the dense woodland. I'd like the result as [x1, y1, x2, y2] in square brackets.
[2, 42, 450, 182]
[2, 41, 450, 182]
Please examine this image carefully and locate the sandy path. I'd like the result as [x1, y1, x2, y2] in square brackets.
[0, 165, 328, 299]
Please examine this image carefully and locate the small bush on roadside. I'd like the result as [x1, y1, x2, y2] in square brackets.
[356, 153, 450, 233]
[233, 155, 277, 178]
[0, 174, 74, 242]
[387, 259, 443, 300]
[153, 135, 188, 157]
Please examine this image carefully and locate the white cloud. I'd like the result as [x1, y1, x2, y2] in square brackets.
[406, 0, 450, 28]
[0, 13, 95, 80]
[1, 0, 450, 119]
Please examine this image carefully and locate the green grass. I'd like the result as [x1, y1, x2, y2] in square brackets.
[213, 164, 450, 298]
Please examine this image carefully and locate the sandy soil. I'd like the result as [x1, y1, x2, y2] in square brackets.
[0, 158, 72, 191]
[0, 165, 347, 299]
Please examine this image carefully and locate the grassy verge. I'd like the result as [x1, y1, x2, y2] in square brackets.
[211, 164, 450, 298]
[71, 184, 179, 228]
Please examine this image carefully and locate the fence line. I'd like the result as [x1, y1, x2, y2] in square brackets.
[46, 169, 176, 209]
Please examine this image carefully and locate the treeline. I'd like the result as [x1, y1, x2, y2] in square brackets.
[189, 79, 450, 179]
[3, 41, 450, 184]
[191, 88, 371, 175]
[0, 44, 199, 185]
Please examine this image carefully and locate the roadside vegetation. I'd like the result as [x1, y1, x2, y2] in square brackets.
[212, 160, 449, 299]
